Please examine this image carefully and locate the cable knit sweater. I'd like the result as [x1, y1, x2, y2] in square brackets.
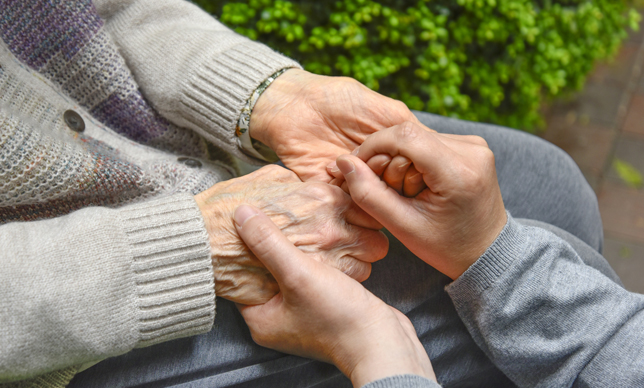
[0, 0, 299, 386]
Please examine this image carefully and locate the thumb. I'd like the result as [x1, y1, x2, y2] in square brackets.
[234, 204, 309, 286]
[336, 155, 412, 232]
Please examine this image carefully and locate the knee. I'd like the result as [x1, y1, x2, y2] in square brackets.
[497, 132, 603, 251]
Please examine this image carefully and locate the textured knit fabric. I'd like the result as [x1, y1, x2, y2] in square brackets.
[0, 0, 299, 386]
[361, 375, 441, 388]
[447, 215, 644, 387]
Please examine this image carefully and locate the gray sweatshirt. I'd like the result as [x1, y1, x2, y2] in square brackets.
[445, 215, 644, 387]
[369, 214, 644, 388]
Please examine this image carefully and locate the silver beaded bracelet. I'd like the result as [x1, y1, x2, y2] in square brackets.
[236, 68, 290, 162]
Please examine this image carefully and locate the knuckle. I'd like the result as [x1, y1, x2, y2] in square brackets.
[396, 121, 422, 142]
[307, 182, 346, 205]
[475, 147, 497, 175]
[454, 148, 496, 193]
[393, 99, 411, 114]
[283, 169, 300, 182]
[341, 76, 362, 86]
[342, 258, 372, 282]
[481, 146, 495, 161]
[470, 135, 489, 148]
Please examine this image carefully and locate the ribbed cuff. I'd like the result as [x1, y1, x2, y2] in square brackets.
[180, 41, 301, 164]
[446, 212, 525, 297]
[118, 193, 215, 347]
[1, 366, 79, 388]
[361, 375, 442, 388]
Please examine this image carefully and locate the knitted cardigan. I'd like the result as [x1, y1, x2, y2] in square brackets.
[0, 0, 299, 386]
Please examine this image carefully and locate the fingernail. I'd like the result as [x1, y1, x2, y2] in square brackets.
[234, 205, 260, 227]
[351, 147, 360, 156]
[408, 172, 423, 183]
[381, 160, 391, 167]
[398, 161, 411, 169]
[337, 158, 355, 175]
[327, 162, 340, 173]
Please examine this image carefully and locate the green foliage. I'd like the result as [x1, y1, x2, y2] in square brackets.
[194, 0, 640, 130]
[613, 158, 643, 188]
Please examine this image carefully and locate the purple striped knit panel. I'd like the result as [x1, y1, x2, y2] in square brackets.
[0, 0, 206, 157]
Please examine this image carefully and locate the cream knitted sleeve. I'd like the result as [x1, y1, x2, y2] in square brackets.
[0, 194, 215, 383]
[93, 0, 301, 162]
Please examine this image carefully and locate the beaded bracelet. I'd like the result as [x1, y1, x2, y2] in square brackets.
[235, 68, 290, 162]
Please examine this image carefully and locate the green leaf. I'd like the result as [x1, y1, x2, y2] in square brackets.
[613, 159, 644, 189]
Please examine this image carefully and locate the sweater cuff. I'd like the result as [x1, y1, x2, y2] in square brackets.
[361, 374, 442, 388]
[118, 193, 215, 347]
[446, 212, 525, 297]
[180, 41, 301, 164]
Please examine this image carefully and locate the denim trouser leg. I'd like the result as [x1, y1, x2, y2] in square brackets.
[68, 112, 613, 388]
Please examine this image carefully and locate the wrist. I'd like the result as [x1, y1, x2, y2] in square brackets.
[332, 316, 435, 387]
[194, 191, 247, 285]
[450, 207, 509, 280]
[249, 68, 309, 148]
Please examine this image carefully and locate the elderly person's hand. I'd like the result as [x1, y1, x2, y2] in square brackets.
[234, 204, 436, 388]
[249, 69, 421, 183]
[336, 122, 507, 280]
[194, 165, 388, 305]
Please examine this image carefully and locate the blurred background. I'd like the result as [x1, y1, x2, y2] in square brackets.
[194, 0, 644, 292]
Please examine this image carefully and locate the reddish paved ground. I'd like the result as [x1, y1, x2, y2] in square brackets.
[542, 18, 644, 293]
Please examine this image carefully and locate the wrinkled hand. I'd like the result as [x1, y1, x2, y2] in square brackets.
[250, 69, 421, 183]
[336, 122, 507, 280]
[234, 205, 435, 388]
[194, 165, 388, 305]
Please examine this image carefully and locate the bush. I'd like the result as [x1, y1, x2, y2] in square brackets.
[194, 0, 640, 130]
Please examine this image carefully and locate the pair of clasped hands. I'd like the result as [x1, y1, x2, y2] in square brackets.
[196, 70, 507, 387]
[238, 127, 506, 386]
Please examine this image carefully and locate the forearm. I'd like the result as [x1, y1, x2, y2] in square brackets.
[93, 0, 300, 160]
[446, 214, 644, 387]
[0, 194, 214, 382]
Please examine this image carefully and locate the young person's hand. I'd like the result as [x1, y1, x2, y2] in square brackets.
[336, 122, 507, 280]
[234, 204, 436, 388]
[329, 153, 427, 198]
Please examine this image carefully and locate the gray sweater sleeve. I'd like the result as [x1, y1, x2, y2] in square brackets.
[361, 374, 442, 388]
[446, 214, 644, 387]
[93, 0, 301, 163]
[0, 194, 215, 383]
